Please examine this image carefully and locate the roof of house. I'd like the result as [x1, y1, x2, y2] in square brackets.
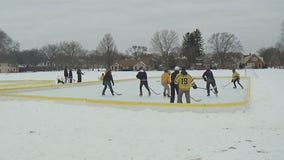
[243, 53, 264, 63]
[119, 59, 139, 67]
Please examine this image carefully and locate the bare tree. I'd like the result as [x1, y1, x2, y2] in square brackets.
[40, 41, 87, 69]
[259, 47, 281, 67]
[151, 30, 179, 68]
[0, 28, 19, 61]
[97, 33, 117, 67]
[276, 21, 284, 52]
[126, 45, 148, 60]
[58, 41, 87, 67]
[40, 44, 59, 69]
[207, 32, 243, 67]
[278, 21, 284, 65]
[59, 41, 85, 57]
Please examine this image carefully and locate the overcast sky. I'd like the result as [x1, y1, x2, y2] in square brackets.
[1, 0, 283, 53]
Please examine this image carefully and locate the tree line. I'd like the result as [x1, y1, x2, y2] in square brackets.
[258, 22, 284, 67]
[1, 23, 284, 71]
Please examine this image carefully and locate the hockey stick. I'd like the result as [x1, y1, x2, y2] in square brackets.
[197, 87, 218, 95]
[190, 96, 202, 102]
[149, 87, 161, 95]
[113, 91, 122, 95]
[222, 82, 232, 88]
[196, 87, 207, 90]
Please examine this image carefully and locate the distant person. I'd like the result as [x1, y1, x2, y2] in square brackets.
[99, 73, 105, 81]
[136, 68, 151, 96]
[170, 66, 180, 103]
[174, 68, 193, 103]
[102, 68, 114, 96]
[161, 69, 171, 97]
[64, 66, 69, 84]
[76, 68, 84, 82]
[69, 69, 73, 83]
[232, 69, 244, 89]
[202, 67, 218, 96]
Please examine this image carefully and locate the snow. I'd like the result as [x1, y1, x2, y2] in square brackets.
[0, 69, 284, 160]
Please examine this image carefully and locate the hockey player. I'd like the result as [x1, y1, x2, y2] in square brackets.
[161, 69, 171, 97]
[170, 66, 180, 103]
[102, 68, 115, 95]
[136, 68, 151, 96]
[202, 68, 218, 96]
[99, 73, 105, 81]
[232, 69, 244, 89]
[174, 68, 193, 103]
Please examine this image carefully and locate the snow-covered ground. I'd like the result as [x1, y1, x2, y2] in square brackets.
[0, 69, 283, 160]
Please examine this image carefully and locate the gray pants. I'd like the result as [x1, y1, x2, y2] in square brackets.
[162, 84, 170, 96]
[64, 76, 68, 84]
[206, 79, 218, 95]
[177, 89, 190, 103]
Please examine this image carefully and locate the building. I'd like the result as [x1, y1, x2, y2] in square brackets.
[110, 55, 157, 71]
[0, 63, 19, 73]
[241, 53, 265, 69]
[195, 53, 265, 69]
[110, 59, 147, 71]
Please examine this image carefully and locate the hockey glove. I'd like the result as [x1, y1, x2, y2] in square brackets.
[191, 82, 197, 89]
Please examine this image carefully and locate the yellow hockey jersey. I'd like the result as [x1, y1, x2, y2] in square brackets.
[161, 72, 170, 85]
[232, 71, 240, 79]
[174, 73, 193, 90]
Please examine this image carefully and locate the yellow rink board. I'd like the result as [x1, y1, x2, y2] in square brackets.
[0, 76, 251, 107]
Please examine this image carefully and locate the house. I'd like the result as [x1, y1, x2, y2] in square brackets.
[110, 59, 147, 71]
[195, 53, 265, 69]
[0, 63, 19, 73]
[241, 53, 265, 69]
[111, 54, 158, 71]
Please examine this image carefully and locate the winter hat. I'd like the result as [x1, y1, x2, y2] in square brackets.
[174, 66, 179, 71]
[181, 67, 187, 75]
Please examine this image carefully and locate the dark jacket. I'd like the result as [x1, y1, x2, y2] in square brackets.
[202, 69, 215, 81]
[136, 70, 148, 81]
[170, 70, 179, 85]
[68, 70, 73, 78]
[77, 69, 84, 76]
[103, 71, 114, 85]
[64, 68, 68, 77]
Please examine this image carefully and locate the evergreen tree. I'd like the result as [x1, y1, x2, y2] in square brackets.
[181, 29, 204, 68]
[0, 28, 20, 62]
[194, 29, 204, 58]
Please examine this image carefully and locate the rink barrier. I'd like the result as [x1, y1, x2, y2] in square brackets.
[0, 79, 101, 91]
[0, 78, 142, 92]
[0, 76, 251, 107]
[0, 80, 53, 88]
